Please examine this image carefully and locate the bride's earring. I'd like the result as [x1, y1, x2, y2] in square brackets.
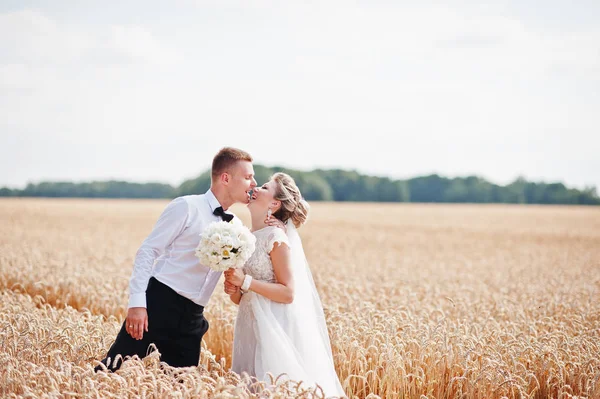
[267, 208, 272, 219]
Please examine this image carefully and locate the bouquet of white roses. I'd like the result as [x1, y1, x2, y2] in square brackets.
[195, 221, 256, 272]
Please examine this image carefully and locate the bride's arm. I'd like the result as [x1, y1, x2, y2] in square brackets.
[248, 242, 294, 303]
[225, 243, 294, 304]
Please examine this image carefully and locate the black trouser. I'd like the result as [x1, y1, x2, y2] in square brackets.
[95, 277, 209, 372]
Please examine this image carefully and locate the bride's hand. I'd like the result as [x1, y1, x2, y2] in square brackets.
[224, 280, 239, 295]
[224, 268, 245, 287]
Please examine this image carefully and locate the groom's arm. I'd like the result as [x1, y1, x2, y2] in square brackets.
[224, 281, 242, 305]
[128, 197, 190, 309]
[126, 197, 189, 340]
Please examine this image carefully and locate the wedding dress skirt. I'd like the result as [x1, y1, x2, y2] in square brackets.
[231, 226, 345, 398]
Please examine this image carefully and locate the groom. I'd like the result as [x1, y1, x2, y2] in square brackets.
[95, 147, 257, 372]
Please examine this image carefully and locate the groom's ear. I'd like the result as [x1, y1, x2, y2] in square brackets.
[220, 172, 230, 185]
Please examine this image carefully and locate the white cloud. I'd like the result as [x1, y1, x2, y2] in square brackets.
[0, 9, 90, 65]
[0, 9, 179, 90]
[0, 2, 598, 190]
[108, 25, 180, 65]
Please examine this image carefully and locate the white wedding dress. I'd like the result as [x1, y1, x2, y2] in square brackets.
[232, 223, 345, 398]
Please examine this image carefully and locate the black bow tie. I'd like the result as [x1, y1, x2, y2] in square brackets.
[213, 206, 234, 222]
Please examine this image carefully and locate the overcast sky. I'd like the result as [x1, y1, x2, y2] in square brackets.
[1, 0, 599, 189]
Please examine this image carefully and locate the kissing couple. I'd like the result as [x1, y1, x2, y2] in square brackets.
[95, 147, 345, 397]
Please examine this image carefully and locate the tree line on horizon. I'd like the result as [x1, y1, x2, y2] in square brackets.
[1, 165, 598, 205]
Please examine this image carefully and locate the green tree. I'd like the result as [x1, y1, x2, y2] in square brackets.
[3, 167, 599, 205]
[0, 187, 15, 196]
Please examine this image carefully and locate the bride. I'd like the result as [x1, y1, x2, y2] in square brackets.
[223, 172, 345, 397]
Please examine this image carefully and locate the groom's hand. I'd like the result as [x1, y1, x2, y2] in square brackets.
[126, 307, 148, 340]
[265, 216, 287, 233]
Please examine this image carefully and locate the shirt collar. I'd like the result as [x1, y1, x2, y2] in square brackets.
[205, 189, 224, 212]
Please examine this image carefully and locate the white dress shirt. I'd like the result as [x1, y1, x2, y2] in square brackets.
[128, 189, 240, 308]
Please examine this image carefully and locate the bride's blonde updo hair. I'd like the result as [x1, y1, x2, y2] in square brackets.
[271, 172, 309, 228]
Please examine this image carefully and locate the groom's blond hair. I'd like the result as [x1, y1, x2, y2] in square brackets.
[211, 147, 253, 180]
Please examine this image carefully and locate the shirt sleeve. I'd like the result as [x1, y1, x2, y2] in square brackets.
[128, 197, 189, 308]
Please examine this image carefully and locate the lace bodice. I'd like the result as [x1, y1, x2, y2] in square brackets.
[242, 226, 289, 283]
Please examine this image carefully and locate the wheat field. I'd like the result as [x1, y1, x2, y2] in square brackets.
[1, 198, 599, 398]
